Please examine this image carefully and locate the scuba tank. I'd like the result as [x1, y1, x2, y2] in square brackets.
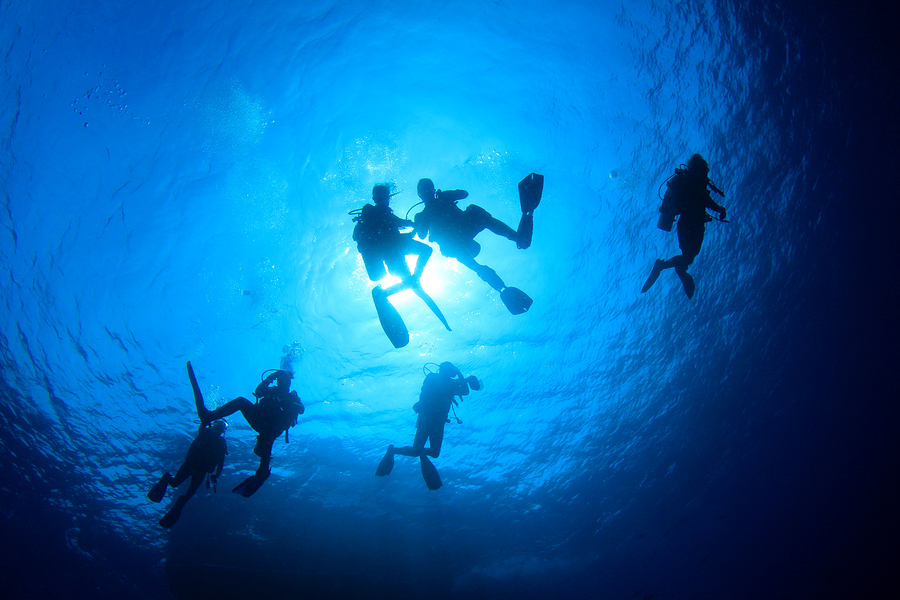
[655, 165, 727, 231]
[657, 207, 676, 232]
[656, 167, 687, 231]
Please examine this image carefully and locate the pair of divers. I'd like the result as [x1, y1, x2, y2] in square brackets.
[148, 361, 304, 527]
[375, 361, 482, 490]
[641, 154, 728, 298]
[351, 184, 450, 348]
[147, 362, 228, 528]
[352, 173, 544, 348]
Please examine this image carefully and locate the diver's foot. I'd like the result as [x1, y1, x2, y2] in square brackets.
[148, 473, 172, 503]
[675, 267, 695, 299]
[641, 259, 665, 293]
[376, 445, 395, 477]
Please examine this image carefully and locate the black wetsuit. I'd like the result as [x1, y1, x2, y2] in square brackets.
[668, 173, 725, 266]
[395, 371, 469, 458]
[353, 203, 432, 281]
[204, 380, 304, 476]
[414, 190, 516, 260]
[173, 427, 227, 492]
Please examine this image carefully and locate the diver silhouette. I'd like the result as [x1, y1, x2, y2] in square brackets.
[375, 362, 482, 490]
[193, 364, 304, 498]
[642, 153, 727, 298]
[147, 362, 227, 528]
[351, 184, 451, 348]
[413, 174, 543, 315]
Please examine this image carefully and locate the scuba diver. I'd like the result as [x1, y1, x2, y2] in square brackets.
[413, 174, 543, 315]
[351, 184, 451, 349]
[375, 362, 483, 490]
[641, 153, 728, 298]
[147, 362, 227, 529]
[193, 363, 304, 498]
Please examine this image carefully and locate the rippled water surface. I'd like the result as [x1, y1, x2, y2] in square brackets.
[1, 1, 895, 599]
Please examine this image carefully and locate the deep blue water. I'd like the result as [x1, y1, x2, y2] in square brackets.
[1, 1, 897, 599]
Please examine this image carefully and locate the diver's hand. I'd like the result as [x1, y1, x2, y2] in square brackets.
[466, 376, 483, 391]
[719, 208, 727, 220]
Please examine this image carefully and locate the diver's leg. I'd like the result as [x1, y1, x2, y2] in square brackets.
[158, 472, 203, 528]
[465, 205, 517, 242]
[205, 397, 254, 424]
[170, 462, 192, 488]
[256, 438, 274, 477]
[394, 428, 429, 457]
[676, 218, 705, 269]
[407, 239, 433, 279]
[382, 255, 415, 296]
[362, 252, 387, 282]
[423, 425, 444, 458]
[483, 216, 518, 242]
[455, 253, 506, 291]
[181, 473, 204, 501]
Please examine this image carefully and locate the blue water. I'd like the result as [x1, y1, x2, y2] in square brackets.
[2, 1, 897, 599]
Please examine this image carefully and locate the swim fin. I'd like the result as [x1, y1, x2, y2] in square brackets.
[516, 212, 534, 249]
[675, 267, 695, 299]
[158, 495, 188, 529]
[232, 471, 269, 498]
[500, 286, 533, 315]
[372, 287, 410, 348]
[641, 259, 665, 293]
[188, 361, 211, 424]
[147, 473, 171, 503]
[518, 173, 543, 214]
[375, 445, 395, 477]
[419, 455, 442, 490]
[411, 286, 452, 331]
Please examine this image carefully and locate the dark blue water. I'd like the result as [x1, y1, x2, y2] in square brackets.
[1, 1, 897, 599]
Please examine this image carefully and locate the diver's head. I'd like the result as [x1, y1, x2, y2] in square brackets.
[209, 420, 227, 436]
[417, 178, 436, 203]
[275, 369, 293, 390]
[372, 184, 391, 207]
[687, 153, 709, 177]
[438, 361, 460, 379]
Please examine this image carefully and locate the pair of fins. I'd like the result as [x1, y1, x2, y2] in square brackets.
[498, 173, 542, 313]
[189, 361, 271, 498]
[641, 259, 695, 299]
[375, 446, 442, 490]
[516, 172, 543, 250]
[373, 284, 450, 349]
[148, 475, 188, 528]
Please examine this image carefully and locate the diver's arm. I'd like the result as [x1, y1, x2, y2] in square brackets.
[704, 192, 726, 218]
[255, 374, 276, 398]
[438, 189, 469, 202]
